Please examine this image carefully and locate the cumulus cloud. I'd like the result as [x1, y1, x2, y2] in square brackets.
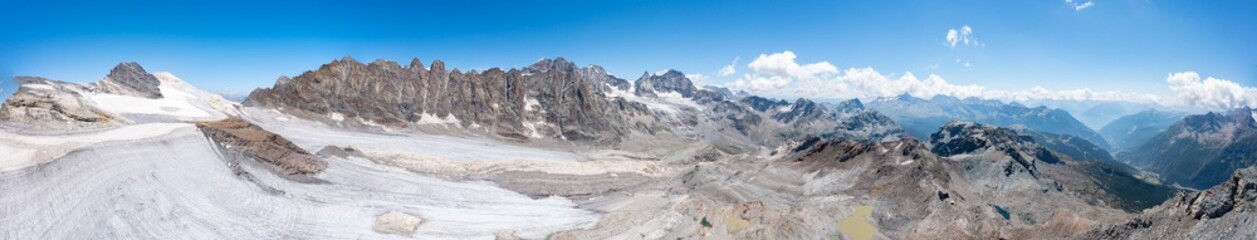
[727, 51, 1172, 106]
[718, 57, 739, 77]
[686, 73, 710, 87]
[1002, 86, 1161, 103]
[1066, 0, 1095, 11]
[727, 51, 1257, 111]
[731, 51, 984, 99]
[746, 51, 837, 80]
[731, 51, 838, 92]
[946, 25, 978, 48]
[1166, 71, 1257, 109]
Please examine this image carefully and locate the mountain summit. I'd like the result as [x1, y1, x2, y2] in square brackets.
[98, 62, 163, 99]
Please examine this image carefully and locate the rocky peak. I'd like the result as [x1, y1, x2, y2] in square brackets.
[578, 64, 630, 92]
[99, 62, 162, 99]
[930, 122, 1037, 155]
[633, 69, 697, 98]
[1171, 108, 1257, 146]
[833, 98, 865, 113]
[739, 96, 790, 112]
[930, 121, 1061, 175]
[368, 59, 402, 71]
[407, 58, 426, 71]
[428, 59, 446, 73]
[772, 98, 824, 124]
[244, 56, 642, 144]
[877, 93, 927, 104]
[526, 58, 577, 74]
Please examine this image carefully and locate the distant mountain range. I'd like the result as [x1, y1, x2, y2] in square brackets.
[1099, 109, 1187, 154]
[1017, 99, 1158, 130]
[866, 94, 1112, 151]
[1123, 108, 1257, 189]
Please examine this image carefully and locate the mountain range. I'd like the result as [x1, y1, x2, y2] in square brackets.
[2, 59, 1256, 239]
[1100, 109, 1188, 155]
[1123, 108, 1257, 189]
[866, 94, 1113, 151]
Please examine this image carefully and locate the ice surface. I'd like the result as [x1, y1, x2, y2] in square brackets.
[0, 127, 599, 239]
[0, 123, 191, 171]
[87, 72, 237, 121]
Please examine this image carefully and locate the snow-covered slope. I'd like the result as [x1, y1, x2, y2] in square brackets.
[86, 72, 238, 121]
[0, 122, 599, 239]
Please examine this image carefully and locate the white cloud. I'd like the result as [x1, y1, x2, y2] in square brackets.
[1166, 71, 1257, 109]
[718, 57, 739, 76]
[1066, 0, 1095, 11]
[1002, 86, 1161, 103]
[729, 51, 1257, 111]
[686, 73, 710, 87]
[731, 51, 985, 99]
[746, 51, 837, 80]
[725, 51, 1191, 108]
[946, 25, 978, 48]
[1075, 2, 1094, 11]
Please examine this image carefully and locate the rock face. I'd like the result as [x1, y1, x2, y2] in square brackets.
[1088, 167, 1257, 239]
[868, 94, 1111, 150]
[244, 57, 904, 146]
[196, 117, 326, 175]
[0, 77, 126, 130]
[776, 135, 1135, 239]
[97, 62, 163, 99]
[576, 65, 630, 92]
[1124, 108, 1257, 189]
[634, 70, 697, 97]
[930, 121, 1175, 211]
[1099, 109, 1186, 154]
[1015, 127, 1121, 166]
[725, 97, 905, 143]
[931, 121, 1060, 175]
[244, 57, 657, 144]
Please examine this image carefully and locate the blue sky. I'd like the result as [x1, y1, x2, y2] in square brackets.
[2, 0, 1255, 107]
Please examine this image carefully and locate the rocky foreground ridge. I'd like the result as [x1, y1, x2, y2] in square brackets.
[0, 76, 126, 130]
[197, 117, 327, 175]
[1088, 167, 1257, 239]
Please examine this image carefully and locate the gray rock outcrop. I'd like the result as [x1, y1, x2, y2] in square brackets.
[196, 117, 327, 175]
[1088, 167, 1257, 239]
[0, 77, 126, 130]
[97, 62, 163, 99]
[244, 57, 660, 144]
